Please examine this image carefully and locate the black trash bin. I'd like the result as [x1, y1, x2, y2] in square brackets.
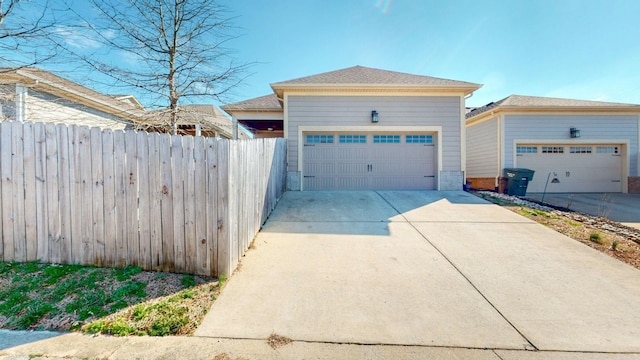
[503, 168, 535, 196]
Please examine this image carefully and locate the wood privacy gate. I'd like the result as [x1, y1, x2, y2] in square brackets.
[0, 121, 286, 276]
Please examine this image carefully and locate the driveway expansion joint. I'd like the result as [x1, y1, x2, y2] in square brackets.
[374, 190, 539, 351]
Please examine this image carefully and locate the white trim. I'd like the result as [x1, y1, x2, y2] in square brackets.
[228, 111, 284, 120]
[283, 94, 289, 139]
[460, 95, 466, 178]
[280, 89, 471, 97]
[513, 139, 630, 193]
[497, 115, 503, 187]
[298, 125, 443, 191]
[15, 84, 28, 122]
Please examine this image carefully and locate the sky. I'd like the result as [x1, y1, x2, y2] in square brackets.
[224, 0, 640, 108]
[7, 0, 640, 109]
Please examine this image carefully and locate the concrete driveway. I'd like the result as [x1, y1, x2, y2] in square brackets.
[195, 191, 640, 354]
[525, 193, 640, 229]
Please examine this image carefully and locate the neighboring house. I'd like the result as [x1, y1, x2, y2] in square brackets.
[223, 65, 481, 191]
[466, 95, 640, 194]
[141, 104, 250, 139]
[0, 67, 144, 129]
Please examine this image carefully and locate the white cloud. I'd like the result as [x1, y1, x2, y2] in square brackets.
[53, 25, 102, 50]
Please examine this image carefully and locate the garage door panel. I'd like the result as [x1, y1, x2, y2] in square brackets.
[304, 133, 436, 190]
[517, 145, 622, 193]
[371, 176, 435, 190]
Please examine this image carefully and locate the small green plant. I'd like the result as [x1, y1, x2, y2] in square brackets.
[115, 265, 143, 281]
[611, 240, 619, 251]
[589, 232, 604, 245]
[181, 275, 197, 288]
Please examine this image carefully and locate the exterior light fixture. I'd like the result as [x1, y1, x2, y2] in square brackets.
[570, 127, 580, 138]
[371, 110, 379, 123]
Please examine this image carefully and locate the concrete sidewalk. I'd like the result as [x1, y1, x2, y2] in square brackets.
[195, 191, 640, 353]
[3, 332, 640, 359]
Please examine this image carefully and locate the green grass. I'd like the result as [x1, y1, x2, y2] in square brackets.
[589, 232, 605, 245]
[83, 283, 219, 336]
[0, 261, 219, 334]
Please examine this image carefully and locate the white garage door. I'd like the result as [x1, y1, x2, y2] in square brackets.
[303, 133, 436, 190]
[516, 144, 623, 193]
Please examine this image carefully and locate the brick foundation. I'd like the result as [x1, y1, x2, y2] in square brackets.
[466, 177, 498, 191]
[629, 177, 640, 193]
[498, 177, 508, 194]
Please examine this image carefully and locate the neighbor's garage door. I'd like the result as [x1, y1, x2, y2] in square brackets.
[516, 144, 623, 193]
[303, 133, 436, 190]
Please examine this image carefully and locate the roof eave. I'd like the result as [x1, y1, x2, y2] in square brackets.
[467, 105, 640, 124]
[270, 83, 481, 97]
[221, 107, 283, 115]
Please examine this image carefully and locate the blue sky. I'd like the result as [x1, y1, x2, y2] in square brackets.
[11, 0, 640, 109]
[223, 0, 640, 108]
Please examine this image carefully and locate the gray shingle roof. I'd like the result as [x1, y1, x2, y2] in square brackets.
[271, 65, 480, 88]
[221, 94, 282, 112]
[466, 94, 640, 119]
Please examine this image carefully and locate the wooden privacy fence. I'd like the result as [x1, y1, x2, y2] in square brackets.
[0, 121, 286, 276]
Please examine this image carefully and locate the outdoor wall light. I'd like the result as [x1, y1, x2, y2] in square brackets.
[570, 127, 580, 138]
[371, 110, 379, 123]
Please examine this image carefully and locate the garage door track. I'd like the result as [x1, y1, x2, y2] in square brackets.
[195, 191, 640, 353]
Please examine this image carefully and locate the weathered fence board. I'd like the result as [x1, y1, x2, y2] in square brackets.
[0, 121, 286, 276]
[91, 127, 105, 266]
[1, 122, 12, 261]
[102, 130, 116, 267]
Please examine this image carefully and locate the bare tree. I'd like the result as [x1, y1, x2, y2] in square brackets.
[65, 0, 250, 134]
[0, 0, 58, 69]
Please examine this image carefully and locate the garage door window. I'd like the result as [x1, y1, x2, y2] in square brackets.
[542, 146, 564, 154]
[339, 135, 366, 144]
[306, 135, 334, 144]
[373, 135, 400, 143]
[516, 146, 538, 154]
[570, 146, 592, 154]
[596, 146, 619, 154]
[406, 135, 433, 144]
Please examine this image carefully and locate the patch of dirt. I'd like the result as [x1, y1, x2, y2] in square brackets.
[267, 333, 293, 349]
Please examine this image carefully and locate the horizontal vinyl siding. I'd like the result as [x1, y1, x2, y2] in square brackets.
[25, 90, 131, 130]
[466, 118, 498, 178]
[504, 114, 639, 176]
[287, 95, 461, 172]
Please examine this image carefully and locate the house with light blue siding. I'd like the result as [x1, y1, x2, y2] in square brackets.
[222, 66, 481, 191]
[466, 95, 640, 194]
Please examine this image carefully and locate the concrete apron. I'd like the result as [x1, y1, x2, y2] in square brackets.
[195, 191, 640, 353]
